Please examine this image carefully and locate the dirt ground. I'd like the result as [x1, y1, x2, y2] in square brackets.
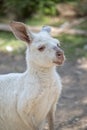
[0, 52, 87, 130]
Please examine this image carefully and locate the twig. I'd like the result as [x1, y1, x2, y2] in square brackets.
[0, 17, 87, 36]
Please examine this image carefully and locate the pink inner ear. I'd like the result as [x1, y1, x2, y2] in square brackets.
[10, 22, 31, 43]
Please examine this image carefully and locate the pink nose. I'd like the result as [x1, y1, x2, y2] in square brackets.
[56, 50, 64, 57]
[53, 46, 64, 59]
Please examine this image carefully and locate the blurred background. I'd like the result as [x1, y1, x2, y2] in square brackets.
[0, 0, 87, 129]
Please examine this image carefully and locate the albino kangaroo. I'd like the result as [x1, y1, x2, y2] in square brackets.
[0, 21, 65, 130]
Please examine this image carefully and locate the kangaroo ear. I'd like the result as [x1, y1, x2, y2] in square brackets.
[41, 26, 51, 33]
[10, 21, 33, 44]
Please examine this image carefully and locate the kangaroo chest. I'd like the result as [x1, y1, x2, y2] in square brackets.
[30, 81, 59, 125]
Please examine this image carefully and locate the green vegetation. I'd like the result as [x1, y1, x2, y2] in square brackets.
[25, 16, 52, 26]
[0, 0, 87, 20]
[0, 32, 25, 54]
[76, 21, 87, 31]
[25, 16, 65, 26]
[59, 35, 87, 60]
[0, 0, 60, 20]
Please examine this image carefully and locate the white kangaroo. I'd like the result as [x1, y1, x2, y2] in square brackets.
[0, 21, 65, 130]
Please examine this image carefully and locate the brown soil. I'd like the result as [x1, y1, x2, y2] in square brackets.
[0, 52, 87, 130]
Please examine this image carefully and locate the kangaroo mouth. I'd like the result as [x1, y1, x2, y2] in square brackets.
[53, 56, 65, 65]
[53, 60, 64, 65]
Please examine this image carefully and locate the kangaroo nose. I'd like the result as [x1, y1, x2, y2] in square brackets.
[56, 50, 64, 57]
[53, 46, 64, 57]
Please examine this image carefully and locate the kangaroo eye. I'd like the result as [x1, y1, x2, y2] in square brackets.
[38, 46, 46, 52]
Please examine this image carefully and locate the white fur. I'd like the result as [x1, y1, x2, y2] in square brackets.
[0, 23, 63, 130]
